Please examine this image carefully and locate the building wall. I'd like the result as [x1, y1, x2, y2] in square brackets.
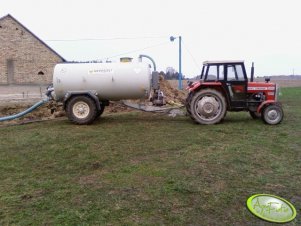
[0, 16, 64, 85]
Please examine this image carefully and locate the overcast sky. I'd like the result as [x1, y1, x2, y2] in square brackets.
[1, 0, 300, 77]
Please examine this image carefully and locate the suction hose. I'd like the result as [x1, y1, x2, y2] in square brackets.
[138, 54, 157, 71]
[0, 97, 49, 122]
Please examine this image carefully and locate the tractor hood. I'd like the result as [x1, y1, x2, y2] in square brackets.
[247, 82, 276, 91]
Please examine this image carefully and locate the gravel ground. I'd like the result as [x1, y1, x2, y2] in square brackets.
[0, 85, 48, 107]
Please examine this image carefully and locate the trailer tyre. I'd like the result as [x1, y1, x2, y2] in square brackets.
[66, 95, 97, 125]
[190, 89, 226, 125]
[262, 104, 283, 125]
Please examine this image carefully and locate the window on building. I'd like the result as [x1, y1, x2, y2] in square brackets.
[38, 71, 44, 75]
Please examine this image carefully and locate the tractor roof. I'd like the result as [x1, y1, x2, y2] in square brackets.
[203, 60, 244, 65]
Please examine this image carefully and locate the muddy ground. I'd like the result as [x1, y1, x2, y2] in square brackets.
[1, 78, 300, 126]
[0, 79, 187, 126]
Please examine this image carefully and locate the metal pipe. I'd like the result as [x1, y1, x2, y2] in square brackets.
[138, 54, 157, 71]
[179, 36, 182, 90]
[169, 36, 182, 89]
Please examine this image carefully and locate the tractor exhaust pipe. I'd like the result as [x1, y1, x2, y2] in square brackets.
[250, 62, 254, 82]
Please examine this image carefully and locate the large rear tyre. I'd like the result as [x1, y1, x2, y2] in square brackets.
[262, 104, 283, 125]
[66, 95, 98, 125]
[185, 92, 194, 118]
[190, 89, 227, 125]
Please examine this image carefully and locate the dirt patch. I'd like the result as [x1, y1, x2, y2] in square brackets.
[0, 101, 65, 126]
[105, 101, 133, 113]
[0, 100, 140, 126]
[159, 77, 187, 104]
[0, 78, 187, 125]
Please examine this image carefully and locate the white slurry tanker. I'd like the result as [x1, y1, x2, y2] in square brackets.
[46, 55, 165, 124]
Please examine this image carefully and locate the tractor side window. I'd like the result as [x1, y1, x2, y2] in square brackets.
[227, 65, 236, 80]
[207, 66, 217, 80]
[227, 65, 245, 81]
[235, 65, 245, 81]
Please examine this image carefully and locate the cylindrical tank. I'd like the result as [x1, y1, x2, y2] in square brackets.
[53, 61, 152, 101]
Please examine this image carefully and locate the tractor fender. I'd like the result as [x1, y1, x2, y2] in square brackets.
[187, 81, 201, 92]
[257, 100, 281, 113]
[63, 91, 104, 111]
[188, 81, 223, 92]
[188, 82, 230, 109]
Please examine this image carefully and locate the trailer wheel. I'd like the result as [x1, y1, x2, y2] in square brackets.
[190, 89, 226, 125]
[249, 111, 261, 119]
[66, 95, 97, 125]
[262, 104, 283, 125]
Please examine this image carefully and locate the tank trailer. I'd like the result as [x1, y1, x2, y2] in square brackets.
[46, 55, 165, 124]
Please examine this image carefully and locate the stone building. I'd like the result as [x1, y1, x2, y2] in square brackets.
[0, 14, 65, 85]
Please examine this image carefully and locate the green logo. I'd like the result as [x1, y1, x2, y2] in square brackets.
[247, 194, 297, 223]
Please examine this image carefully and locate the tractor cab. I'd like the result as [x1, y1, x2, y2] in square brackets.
[200, 61, 248, 109]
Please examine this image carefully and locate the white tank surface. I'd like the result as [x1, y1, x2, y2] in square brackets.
[53, 61, 152, 101]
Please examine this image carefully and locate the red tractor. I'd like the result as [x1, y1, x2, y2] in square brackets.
[186, 61, 284, 125]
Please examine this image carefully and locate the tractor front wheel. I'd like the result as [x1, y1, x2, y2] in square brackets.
[262, 104, 283, 125]
[189, 89, 226, 125]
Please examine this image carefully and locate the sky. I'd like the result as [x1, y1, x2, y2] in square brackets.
[1, 0, 301, 78]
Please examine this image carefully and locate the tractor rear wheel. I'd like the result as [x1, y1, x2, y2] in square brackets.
[66, 95, 98, 125]
[185, 92, 194, 118]
[189, 89, 226, 125]
[262, 104, 283, 125]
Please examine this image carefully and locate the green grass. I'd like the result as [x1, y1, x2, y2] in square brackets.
[0, 87, 300, 225]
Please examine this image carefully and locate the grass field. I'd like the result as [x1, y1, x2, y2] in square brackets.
[0, 87, 300, 225]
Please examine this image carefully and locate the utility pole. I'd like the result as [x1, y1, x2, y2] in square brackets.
[170, 36, 182, 90]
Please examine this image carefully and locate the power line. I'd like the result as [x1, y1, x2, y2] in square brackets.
[45, 36, 168, 42]
[99, 41, 170, 61]
[181, 40, 202, 74]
